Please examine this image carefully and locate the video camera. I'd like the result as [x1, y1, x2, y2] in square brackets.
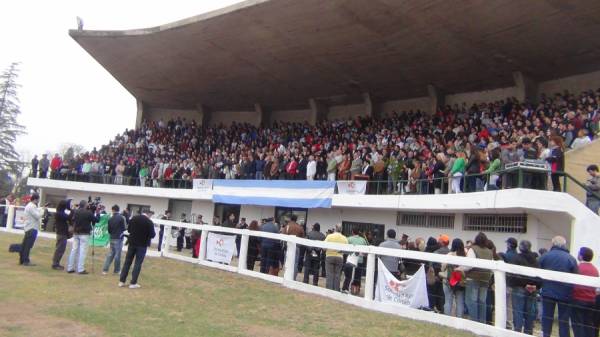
[87, 196, 102, 213]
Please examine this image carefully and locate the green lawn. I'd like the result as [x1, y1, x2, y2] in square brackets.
[0, 232, 477, 337]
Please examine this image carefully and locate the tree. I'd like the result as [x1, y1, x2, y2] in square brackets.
[59, 142, 86, 162]
[0, 62, 26, 173]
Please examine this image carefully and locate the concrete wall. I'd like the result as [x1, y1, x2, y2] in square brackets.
[269, 109, 312, 124]
[380, 97, 430, 116]
[211, 110, 260, 126]
[564, 139, 600, 203]
[445, 86, 518, 106]
[538, 70, 600, 96]
[144, 107, 200, 123]
[328, 103, 365, 120]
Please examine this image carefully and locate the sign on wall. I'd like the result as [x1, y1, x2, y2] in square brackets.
[193, 179, 213, 191]
[205, 232, 236, 264]
[375, 259, 429, 309]
[337, 181, 367, 195]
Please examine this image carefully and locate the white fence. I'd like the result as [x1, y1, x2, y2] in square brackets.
[2, 206, 599, 337]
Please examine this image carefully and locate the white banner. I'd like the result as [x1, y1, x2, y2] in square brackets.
[14, 209, 26, 229]
[336, 181, 367, 195]
[193, 179, 213, 191]
[205, 232, 236, 264]
[375, 259, 429, 309]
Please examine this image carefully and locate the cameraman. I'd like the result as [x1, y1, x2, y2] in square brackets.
[67, 200, 99, 274]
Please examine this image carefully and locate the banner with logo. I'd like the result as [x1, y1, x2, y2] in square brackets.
[13, 209, 26, 229]
[193, 179, 213, 191]
[375, 259, 429, 309]
[91, 214, 110, 247]
[206, 232, 236, 264]
[337, 180, 367, 195]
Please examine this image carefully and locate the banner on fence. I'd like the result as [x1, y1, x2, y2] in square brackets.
[193, 179, 213, 191]
[206, 232, 236, 264]
[375, 259, 429, 309]
[91, 214, 110, 247]
[336, 181, 367, 195]
[13, 209, 26, 229]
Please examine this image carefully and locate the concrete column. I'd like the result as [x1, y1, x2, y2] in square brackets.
[238, 233, 249, 271]
[309, 98, 328, 125]
[196, 103, 212, 127]
[364, 252, 376, 300]
[363, 93, 382, 119]
[283, 241, 297, 281]
[255, 103, 270, 127]
[427, 84, 444, 115]
[513, 71, 538, 103]
[135, 99, 145, 128]
[493, 270, 507, 329]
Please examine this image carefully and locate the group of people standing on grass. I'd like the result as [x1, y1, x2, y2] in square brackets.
[16, 196, 155, 289]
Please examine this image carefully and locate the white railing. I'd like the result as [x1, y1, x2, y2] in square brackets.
[2, 206, 599, 337]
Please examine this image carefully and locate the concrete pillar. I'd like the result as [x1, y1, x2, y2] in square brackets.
[513, 71, 538, 103]
[427, 84, 444, 115]
[196, 104, 212, 127]
[309, 98, 328, 125]
[135, 99, 145, 128]
[255, 103, 270, 127]
[363, 93, 382, 119]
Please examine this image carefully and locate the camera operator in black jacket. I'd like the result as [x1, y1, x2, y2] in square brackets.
[119, 210, 156, 289]
[52, 199, 73, 270]
[66, 200, 99, 274]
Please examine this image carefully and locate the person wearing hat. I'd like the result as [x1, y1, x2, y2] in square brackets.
[506, 240, 540, 335]
[20, 193, 45, 266]
[585, 164, 600, 214]
[428, 234, 451, 312]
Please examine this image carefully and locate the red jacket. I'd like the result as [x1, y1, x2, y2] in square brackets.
[572, 262, 599, 303]
[50, 157, 62, 171]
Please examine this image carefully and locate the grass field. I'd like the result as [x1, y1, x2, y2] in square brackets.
[0, 232, 477, 337]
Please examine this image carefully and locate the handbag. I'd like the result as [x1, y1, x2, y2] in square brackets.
[346, 252, 359, 267]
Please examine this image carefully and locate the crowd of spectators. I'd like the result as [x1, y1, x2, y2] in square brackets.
[31, 89, 599, 194]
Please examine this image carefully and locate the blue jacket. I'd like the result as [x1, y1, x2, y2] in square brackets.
[538, 246, 578, 301]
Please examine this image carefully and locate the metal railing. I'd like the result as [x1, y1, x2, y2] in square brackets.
[32, 167, 600, 199]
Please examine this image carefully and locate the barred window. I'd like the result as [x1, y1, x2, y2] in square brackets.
[463, 214, 527, 233]
[397, 213, 454, 229]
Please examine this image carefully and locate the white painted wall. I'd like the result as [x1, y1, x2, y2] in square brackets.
[538, 70, 600, 96]
[445, 86, 518, 106]
[380, 97, 430, 116]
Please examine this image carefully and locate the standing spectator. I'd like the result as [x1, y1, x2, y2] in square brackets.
[303, 222, 326, 286]
[119, 210, 156, 289]
[283, 214, 305, 280]
[342, 226, 368, 295]
[539, 236, 578, 337]
[52, 199, 72, 270]
[324, 224, 348, 291]
[450, 152, 466, 193]
[39, 154, 50, 178]
[378, 229, 402, 278]
[326, 153, 337, 181]
[19, 193, 43, 266]
[102, 205, 126, 275]
[459, 232, 493, 324]
[50, 153, 62, 179]
[430, 234, 450, 313]
[506, 240, 540, 335]
[306, 155, 317, 180]
[31, 155, 38, 178]
[546, 136, 565, 192]
[246, 220, 261, 271]
[67, 200, 98, 274]
[440, 238, 467, 318]
[139, 162, 149, 187]
[571, 247, 598, 337]
[157, 210, 171, 252]
[585, 164, 600, 214]
[260, 217, 281, 276]
[114, 160, 125, 185]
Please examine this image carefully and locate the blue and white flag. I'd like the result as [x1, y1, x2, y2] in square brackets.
[212, 180, 335, 208]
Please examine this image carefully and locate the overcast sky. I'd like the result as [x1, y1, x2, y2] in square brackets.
[1, 0, 244, 160]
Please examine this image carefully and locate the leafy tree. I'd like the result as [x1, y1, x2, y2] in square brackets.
[0, 62, 26, 173]
[59, 143, 86, 162]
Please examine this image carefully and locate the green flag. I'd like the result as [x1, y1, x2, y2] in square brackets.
[91, 214, 110, 247]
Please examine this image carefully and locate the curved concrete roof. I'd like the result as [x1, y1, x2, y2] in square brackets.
[70, 0, 600, 111]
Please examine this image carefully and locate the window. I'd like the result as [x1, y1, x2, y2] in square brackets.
[463, 214, 527, 233]
[342, 221, 385, 244]
[214, 203, 241, 225]
[127, 204, 150, 215]
[275, 207, 308, 231]
[397, 213, 454, 229]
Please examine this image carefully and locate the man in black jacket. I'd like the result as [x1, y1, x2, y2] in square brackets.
[119, 210, 156, 289]
[102, 205, 126, 275]
[507, 240, 541, 335]
[67, 200, 98, 274]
